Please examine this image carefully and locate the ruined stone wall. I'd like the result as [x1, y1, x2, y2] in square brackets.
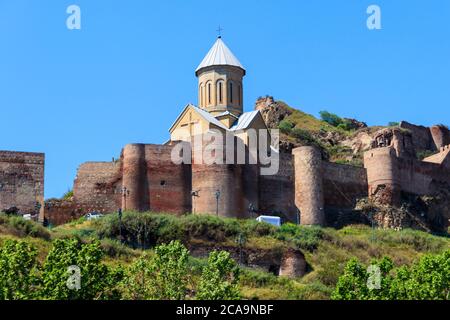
[258, 152, 297, 222]
[430, 125, 450, 150]
[0, 151, 44, 215]
[364, 146, 450, 206]
[322, 162, 368, 208]
[73, 161, 122, 214]
[400, 121, 433, 151]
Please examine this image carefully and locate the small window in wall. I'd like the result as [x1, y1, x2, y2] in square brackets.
[238, 85, 241, 105]
[229, 82, 233, 103]
[160, 180, 166, 186]
[218, 81, 223, 103]
[208, 83, 212, 104]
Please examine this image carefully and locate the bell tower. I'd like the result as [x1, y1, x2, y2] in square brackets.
[195, 37, 245, 118]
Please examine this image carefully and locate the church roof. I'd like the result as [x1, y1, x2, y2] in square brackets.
[229, 110, 260, 131]
[196, 37, 245, 74]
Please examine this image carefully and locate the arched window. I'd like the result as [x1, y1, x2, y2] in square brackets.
[216, 80, 224, 104]
[229, 81, 233, 103]
[199, 83, 203, 107]
[208, 82, 212, 105]
[238, 84, 241, 106]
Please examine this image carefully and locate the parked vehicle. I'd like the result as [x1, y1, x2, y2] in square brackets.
[85, 212, 104, 221]
[256, 215, 281, 227]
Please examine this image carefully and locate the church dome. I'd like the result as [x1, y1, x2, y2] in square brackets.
[195, 37, 245, 75]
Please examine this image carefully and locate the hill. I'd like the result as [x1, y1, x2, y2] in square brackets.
[1, 212, 448, 300]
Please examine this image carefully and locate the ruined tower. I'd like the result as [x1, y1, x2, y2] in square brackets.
[364, 147, 401, 206]
[293, 146, 325, 226]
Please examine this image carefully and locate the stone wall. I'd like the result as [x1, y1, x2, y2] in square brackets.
[259, 152, 297, 222]
[0, 151, 44, 216]
[322, 162, 368, 208]
[73, 161, 122, 214]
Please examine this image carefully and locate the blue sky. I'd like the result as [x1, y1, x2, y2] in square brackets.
[1, 0, 449, 199]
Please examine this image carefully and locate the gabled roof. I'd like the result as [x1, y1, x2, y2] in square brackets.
[229, 110, 261, 131]
[215, 111, 239, 119]
[169, 105, 266, 134]
[168, 104, 228, 133]
[196, 37, 245, 74]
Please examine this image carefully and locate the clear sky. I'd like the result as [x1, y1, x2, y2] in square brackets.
[1, 0, 449, 199]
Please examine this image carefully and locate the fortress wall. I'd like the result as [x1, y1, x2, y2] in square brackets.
[322, 162, 368, 208]
[396, 157, 450, 196]
[73, 161, 122, 214]
[191, 138, 245, 218]
[430, 125, 450, 150]
[0, 151, 44, 215]
[400, 121, 433, 150]
[143, 144, 192, 214]
[258, 152, 297, 222]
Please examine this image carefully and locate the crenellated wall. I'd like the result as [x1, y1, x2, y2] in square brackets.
[0, 151, 44, 217]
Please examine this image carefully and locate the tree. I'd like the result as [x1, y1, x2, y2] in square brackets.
[332, 250, 450, 300]
[123, 240, 189, 300]
[319, 111, 343, 127]
[39, 239, 121, 300]
[196, 250, 241, 300]
[0, 240, 38, 300]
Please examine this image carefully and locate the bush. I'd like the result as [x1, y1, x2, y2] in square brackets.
[275, 223, 324, 251]
[278, 120, 294, 134]
[332, 250, 450, 300]
[0, 240, 38, 300]
[39, 239, 122, 300]
[0, 213, 50, 240]
[196, 250, 241, 300]
[319, 111, 342, 127]
[122, 240, 189, 300]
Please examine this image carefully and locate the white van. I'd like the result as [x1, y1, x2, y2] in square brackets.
[256, 215, 281, 227]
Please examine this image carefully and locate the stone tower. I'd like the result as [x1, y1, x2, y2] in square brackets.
[293, 146, 325, 226]
[195, 37, 245, 121]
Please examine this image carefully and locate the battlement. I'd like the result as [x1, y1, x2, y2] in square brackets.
[0, 150, 44, 165]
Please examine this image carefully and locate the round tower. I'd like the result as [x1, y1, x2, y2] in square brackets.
[293, 146, 325, 226]
[191, 135, 245, 218]
[196, 37, 245, 117]
[364, 147, 401, 206]
[122, 144, 148, 211]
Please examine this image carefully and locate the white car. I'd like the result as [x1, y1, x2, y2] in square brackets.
[85, 212, 104, 221]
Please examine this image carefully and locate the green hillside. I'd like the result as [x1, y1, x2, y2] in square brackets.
[1, 212, 448, 300]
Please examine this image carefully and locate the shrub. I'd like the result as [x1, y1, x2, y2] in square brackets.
[278, 120, 294, 134]
[319, 111, 342, 127]
[0, 240, 38, 300]
[39, 239, 122, 300]
[0, 213, 50, 240]
[275, 223, 324, 251]
[196, 250, 241, 300]
[122, 240, 189, 300]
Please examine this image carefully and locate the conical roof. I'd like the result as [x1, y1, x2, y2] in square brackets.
[195, 37, 245, 74]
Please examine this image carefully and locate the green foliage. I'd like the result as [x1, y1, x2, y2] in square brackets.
[62, 189, 74, 200]
[197, 250, 241, 300]
[332, 250, 450, 300]
[319, 111, 343, 127]
[278, 119, 294, 134]
[388, 122, 399, 127]
[0, 213, 50, 240]
[416, 149, 436, 161]
[39, 239, 121, 300]
[123, 240, 189, 300]
[275, 223, 324, 251]
[0, 240, 38, 300]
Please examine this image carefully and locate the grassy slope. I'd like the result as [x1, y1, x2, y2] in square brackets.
[0, 212, 449, 300]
